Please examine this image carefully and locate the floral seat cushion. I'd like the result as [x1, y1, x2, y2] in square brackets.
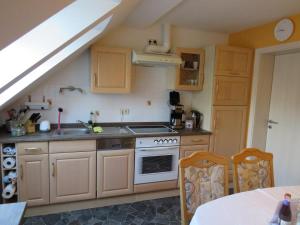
[237, 160, 271, 192]
[184, 165, 225, 214]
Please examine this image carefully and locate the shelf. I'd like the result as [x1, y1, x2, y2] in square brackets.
[2, 155, 16, 157]
[2, 167, 17, 171]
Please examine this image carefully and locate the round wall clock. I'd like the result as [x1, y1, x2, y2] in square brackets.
[274, 18, 294, 42]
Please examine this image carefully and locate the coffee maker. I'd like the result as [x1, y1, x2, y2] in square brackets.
[169, 91, 184, 129]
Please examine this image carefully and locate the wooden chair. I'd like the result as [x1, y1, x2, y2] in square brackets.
[179, 152, 229, 225]
[232, 148, 274, 193]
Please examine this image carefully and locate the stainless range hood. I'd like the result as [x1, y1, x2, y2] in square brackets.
[132, 23, 182, 66]
[132, 51, 182, 66]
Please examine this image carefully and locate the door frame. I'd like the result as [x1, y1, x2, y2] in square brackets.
[247, 41, 300, 149]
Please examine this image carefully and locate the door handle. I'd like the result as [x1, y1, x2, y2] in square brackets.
[268, 120, 279, 124]
[20, 164, 24, 180]
[52, 162, 56, 177]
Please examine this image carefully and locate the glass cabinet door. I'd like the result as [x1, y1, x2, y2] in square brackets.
[176, 48, 205, 91]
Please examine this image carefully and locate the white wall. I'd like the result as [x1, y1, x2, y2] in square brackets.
[1, 24, 228, 124]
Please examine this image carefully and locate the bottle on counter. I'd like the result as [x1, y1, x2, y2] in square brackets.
[279, 193, 292, 225]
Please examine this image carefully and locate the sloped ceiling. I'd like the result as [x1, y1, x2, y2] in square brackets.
[125, 0, 300, 32]
[0, 0, 74, 50]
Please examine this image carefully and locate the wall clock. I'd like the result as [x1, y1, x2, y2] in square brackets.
[274, 18, 294, 42]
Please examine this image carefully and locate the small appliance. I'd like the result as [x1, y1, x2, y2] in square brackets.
[191, 110, 204, 129]
[169, 91, 184, 129]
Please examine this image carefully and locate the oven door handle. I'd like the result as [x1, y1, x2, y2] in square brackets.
[136, 146, 179, 152]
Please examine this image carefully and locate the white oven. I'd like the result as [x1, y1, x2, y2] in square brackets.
[134, 136, 180, 184]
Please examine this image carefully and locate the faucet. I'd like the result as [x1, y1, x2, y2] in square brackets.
[77, 120, 92, 130]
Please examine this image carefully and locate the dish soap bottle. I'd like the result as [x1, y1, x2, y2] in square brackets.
[279, 193, 292, 225]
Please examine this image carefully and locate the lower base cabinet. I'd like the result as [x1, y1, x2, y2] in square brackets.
[179, 145, 209, 158]
[49, 151, 96, 204]
[18, 154, 49, 206]
[97, 149, 134, 198]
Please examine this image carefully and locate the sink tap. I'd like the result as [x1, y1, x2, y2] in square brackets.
[77, 120, 91, 130]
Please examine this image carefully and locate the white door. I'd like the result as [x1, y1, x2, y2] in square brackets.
[266, 52, 300, 186]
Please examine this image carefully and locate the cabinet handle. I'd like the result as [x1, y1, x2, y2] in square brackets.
[52, 162, 56, 177]
[24, 147, 42, 152]
[191, 139, 203, 142]
[213, 118, 217, 129]
[20, 164, 24, 180]
[94, 73, 97, 85]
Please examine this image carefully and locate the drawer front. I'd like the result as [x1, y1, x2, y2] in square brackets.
[181, 135, 210, 146]
[17, 142, 48, 155]
[49, 140, 96, 153]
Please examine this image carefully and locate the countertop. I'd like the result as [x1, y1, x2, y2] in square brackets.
[0, 202, 26, 225]
[0, 123, 211, 143]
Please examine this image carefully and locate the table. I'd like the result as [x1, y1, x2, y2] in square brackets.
[190, 186, 300, 225]
[0, 202, 26, 225]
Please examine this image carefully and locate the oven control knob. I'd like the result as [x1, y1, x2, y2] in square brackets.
[168, 139, 172, 143]
[154, 140, 159, 144]
[163, 139, 168, 144]
[159, 139, 163, 144]
[173, 139, 178, 144]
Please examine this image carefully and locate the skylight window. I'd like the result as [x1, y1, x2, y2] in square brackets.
[0, 0, 119, 107]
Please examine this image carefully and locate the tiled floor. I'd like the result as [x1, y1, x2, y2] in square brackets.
[24, 197, 181, 225]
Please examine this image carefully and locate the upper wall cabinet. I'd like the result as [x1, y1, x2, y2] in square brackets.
[175, 48, 205, 91]
[215, 46, 253, 77]
[91, 46, 132, 93]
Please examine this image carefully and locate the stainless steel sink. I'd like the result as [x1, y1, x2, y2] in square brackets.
[54, 128, 91, 135]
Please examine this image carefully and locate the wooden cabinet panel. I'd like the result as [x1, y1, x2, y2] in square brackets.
[215, 46, 253, 77]
[18, 154, 49, 206]
[49, 140, 96, 153]
[180, 135, 210, 146]
[91, 46, 132, 93]
[180, 145, 209, 158]
[175, 48, 205, 91]
[214, 76, 250, 105]
[49, 152, 96, 203]
[212, 106, 247, 158]
[97, 149, 134, 198]
[17, 142, 48, 155]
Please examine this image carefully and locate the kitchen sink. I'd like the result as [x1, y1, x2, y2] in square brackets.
[54, 128, 91, 135]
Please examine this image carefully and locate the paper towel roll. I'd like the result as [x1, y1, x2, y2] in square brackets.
[3, 171, 17, 184]
[3, 157, 16, 169]
[2, 183, 16, 199]
[2, 146, 16, 155]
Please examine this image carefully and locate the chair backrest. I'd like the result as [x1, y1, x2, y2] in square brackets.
[179, 151, 229, 225]
[232, 148, 274, 193]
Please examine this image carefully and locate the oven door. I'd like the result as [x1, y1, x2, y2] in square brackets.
[134, 146, 179, 184]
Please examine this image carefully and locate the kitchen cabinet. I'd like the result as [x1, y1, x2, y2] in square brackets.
[49, 151, 96, 203]
[213, 76, 250, 106]
[180, 135, 209, 159]
[91, 46, 132, 93]
[175, 48, 205, 91]
[212, 106, 247, 158]
[18, 154, 49, 206]
[97, 149, 134, 198]
[215, 46, 253, 77]
[180, 145, 209, 158]
[17, 142, 49, 206]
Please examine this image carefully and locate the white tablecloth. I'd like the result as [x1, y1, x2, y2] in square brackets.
[190, 186, 300, 225]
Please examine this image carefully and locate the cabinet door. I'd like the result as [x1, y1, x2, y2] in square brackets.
[175, 48, 205, 91]
[18, 154, 49, 206]
[91, 46, 132, 93]
[212, 106, 247, 158]
[97, 149, 134, 198]
[215, 46, 253, 77]
[180, 145, 209, 158]
[214, 76, 250, 106]
[49, 152, 96, 203]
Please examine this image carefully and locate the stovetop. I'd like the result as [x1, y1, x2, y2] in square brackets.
[126, 125, 177, 135]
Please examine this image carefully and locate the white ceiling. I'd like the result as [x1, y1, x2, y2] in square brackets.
[125, 0, 300, 33]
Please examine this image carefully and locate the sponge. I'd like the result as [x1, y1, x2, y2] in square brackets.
[93, 126, 103, 133]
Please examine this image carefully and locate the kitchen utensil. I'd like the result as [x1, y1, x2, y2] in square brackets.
[39, 120, 51, 132]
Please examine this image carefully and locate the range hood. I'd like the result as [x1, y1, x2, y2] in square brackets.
[132, 51, 182, 66]
[132, 23, 182, 66]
